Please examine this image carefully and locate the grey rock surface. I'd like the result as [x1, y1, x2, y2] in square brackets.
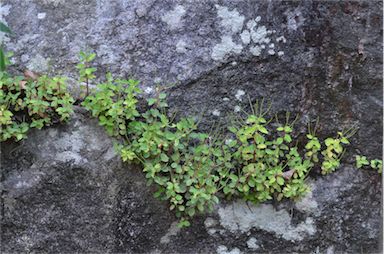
[1, 110, 382, 253]
[0, 0, 382, 253]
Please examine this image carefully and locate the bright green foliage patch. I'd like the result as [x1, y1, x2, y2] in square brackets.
[81, 58, 356, 226]
[356, 155, 383, 174]
[82, 73, 140, 136]
[76, 50, 97, 97]
[1, 48, 380, 228]
[0, 21, 12, 72]
[0, 71, 74, 141]
[321, 129, 355, 175]
[225, 107, 313, 203]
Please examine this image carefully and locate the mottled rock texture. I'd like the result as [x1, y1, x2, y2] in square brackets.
[0, 0, 382, 253]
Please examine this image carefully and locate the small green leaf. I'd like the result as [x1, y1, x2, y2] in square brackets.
[0, 22, 11, 34]
[161, 153, 169, 162]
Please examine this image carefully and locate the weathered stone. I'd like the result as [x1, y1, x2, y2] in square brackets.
[0, 0, 382, 253]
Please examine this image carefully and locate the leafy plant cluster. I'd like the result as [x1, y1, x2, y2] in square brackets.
[0, 22, 74, 141]
[0, 69, 74, 141]
[80, 52, 366, 226]
[1, 44, 382, 227]
[0, 21, 12, 71]
[356, 155, 383, 174]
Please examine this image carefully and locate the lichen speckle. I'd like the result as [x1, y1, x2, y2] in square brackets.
[240, 30, 251, 45]
[276, 35, 287, 43]
[144, 87, 154, 94]
[250, 45, 262, 56]
[246, 237, 259, 250]
[161, 5, 186, 30]
[212, 7, 286, 61]
[235, 90, 245, 101]
[204, 217, 218, 228]
[234, 106, 241, 112]
[27, 54, 50, 73]
[251, 26, 269, 44]
[216, 5, 245, 34]
[286, 9, 305, 31]
[212, 109, 221, 116]
[37, 12, 46, 19]
[176, 40, 188, 54]
[218, 201, 317, 241]
[160, 222, 181, 244]
[211, 36, 243, 61]
[295, 184, 320, 215]
[217, 245, 242, 254]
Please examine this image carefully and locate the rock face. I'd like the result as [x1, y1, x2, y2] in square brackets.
[0, 0, 382, 253]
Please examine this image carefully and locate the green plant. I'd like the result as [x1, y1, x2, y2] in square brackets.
[223, 103, 315, 203]
[76, 50, 97, 97]
[78, 54, 363, 227]
[321, 128, 355, 175]
[0, 70, 74, 141]
[0, 21, 12, 71]
[82, 68, 227, 226]
[356, 155, 382, 174]
[82, 72, 140, 136]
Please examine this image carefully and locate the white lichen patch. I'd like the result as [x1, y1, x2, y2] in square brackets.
[204, 217, 218, 228]
[235, 89, 245, 101]
[41, 0, 66, 6]
[276, 36, 287, 43]
[218, 201, 317, 241]
[212, 109, 221, 116]
[246, 20, 256, 30]
[211, 35, 243, 61]
[37, 12, 46, 19]
[161, 5, 186, 30]
[240, 30, 251, 45]
[212, 7, 287, 60]
[217, 245, 242, 254]
[216, 5, 245, 34]
[285, 9, 305, 31]
[160, 221, 181, 244]
[250, 25, 269, 44]
[144, 87, 154, 94]
[278, 51, 284, 57]
[176, 40, 188, 53]
[0, 4, 11, 44]
[234, 105, 241, 112]
[250, 45, 262, 56]
[27, 54, 50, 73]
[295, 184, 320, 216]
[246, 237, 259, 250]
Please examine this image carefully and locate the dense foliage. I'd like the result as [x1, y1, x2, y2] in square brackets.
[0, 70, 74, 141]
[1, 48, 381, 227]
[79, 52, 369, 226]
